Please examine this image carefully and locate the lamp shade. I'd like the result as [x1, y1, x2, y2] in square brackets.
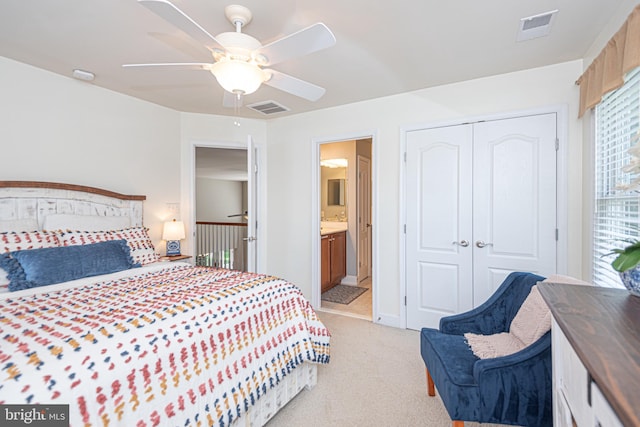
[162, 219, 185, 241]
[210, 60, 265, 95]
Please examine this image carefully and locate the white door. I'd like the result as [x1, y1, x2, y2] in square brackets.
[405, 114, 557, 330]
[246, 136, 258, 272]
[472, 114, 557, 305]
[357, 155, 372, 282]
[406, 124, 474, 330]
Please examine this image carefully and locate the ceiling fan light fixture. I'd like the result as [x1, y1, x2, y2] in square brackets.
[210, 60, 265, 95]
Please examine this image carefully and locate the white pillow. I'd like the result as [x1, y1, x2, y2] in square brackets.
[465, 285, 552, 359]
[43, 214, 130, 231]
[0, 218, 39, 233]
[509, 286, 552, 347]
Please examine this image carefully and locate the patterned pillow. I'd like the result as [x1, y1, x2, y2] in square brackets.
[58, 229, 111, 246]
[1, 230, 61, 253]
[59, 226, 159, 265]
[109, 227, 159, 265]
[1, 231, 61, 287]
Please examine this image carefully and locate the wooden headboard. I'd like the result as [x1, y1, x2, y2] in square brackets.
[0, 181, 146, 228]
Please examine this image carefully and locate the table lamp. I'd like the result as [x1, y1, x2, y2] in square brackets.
[162, 219, 186, 256]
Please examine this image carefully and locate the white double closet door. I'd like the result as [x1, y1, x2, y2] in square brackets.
[405, 113, 557, 330]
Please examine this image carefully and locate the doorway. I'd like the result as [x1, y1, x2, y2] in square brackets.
[194, 147, 248, 271]
[315, 137, 374, 320]
[190, 139, 260, 272]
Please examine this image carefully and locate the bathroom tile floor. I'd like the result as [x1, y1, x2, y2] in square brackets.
[320, 277, 372, 320]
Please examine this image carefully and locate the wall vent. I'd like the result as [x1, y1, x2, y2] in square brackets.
[517, 9, 558, 42]
[247, 100, 290, 115]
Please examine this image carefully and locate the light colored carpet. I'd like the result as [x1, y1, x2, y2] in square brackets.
[266, 312, 513, 427]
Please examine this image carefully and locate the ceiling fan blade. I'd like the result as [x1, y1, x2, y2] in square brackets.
[222, 91, 244, 108]
[255, 23, 336, 66]
[263, 69, 326, 101]
[123, 62, 212, 70]
[138, 0, 224, 52]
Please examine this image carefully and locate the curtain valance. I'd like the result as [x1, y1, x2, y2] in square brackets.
[577, 5, 640, 117]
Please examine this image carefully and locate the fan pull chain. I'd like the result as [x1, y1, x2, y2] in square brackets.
[233, 92, 241, 126]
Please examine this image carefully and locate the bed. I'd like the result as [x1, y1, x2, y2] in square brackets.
[0, 181, 330, 426]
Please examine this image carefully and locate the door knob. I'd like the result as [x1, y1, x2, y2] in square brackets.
[475, 240, 493, 248]
[243, 236, 256, 242]
[452, 240, 469, 247]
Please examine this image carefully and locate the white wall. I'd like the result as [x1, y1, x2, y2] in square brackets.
[582, 0, 639, 68]
[0, 56, 181, 252]
[0, 54, 269, 268]
[266, 60, 583, 326]
[0, 54, 270, 270]
[196, 178, 244, 222]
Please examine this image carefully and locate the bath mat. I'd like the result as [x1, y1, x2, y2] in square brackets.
[322, 285, 368, 305]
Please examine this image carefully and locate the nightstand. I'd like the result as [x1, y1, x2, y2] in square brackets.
[159, 255, 192, 262]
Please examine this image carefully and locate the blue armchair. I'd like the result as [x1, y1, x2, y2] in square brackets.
[420, 272, 552, 427]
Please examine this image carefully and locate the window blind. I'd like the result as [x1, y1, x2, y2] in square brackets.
[593, 67, 640, 288]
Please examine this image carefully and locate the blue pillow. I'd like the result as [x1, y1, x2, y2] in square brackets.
[4, 240, 139, 292]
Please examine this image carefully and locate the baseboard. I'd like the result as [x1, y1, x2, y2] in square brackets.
[374, 312, 401, 328]
[317, 307, 372, 321]
[339, 275, 357, 286]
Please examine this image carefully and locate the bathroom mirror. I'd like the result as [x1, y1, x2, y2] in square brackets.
[321, 163, 347, 221]
[327, 179, 345, 206]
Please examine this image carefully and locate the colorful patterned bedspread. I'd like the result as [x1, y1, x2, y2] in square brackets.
[0, 265, 331, 426]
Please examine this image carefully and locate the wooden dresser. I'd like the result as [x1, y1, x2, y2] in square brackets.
[538, 283, 640, 427]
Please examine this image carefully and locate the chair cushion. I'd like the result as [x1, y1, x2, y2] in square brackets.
[421, 328, 478, 385]
[421, 327, 481, 420]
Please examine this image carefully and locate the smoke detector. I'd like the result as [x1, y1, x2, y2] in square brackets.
[517, 10, 558, 42]
[72, 69, 95, 81]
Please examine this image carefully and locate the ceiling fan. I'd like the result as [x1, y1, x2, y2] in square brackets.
[124, 0, 336, 107]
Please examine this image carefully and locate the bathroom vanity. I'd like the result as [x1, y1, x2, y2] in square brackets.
[321, 229, 346, 293]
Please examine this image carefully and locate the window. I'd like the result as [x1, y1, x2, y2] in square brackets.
[593, 67, 640, 288]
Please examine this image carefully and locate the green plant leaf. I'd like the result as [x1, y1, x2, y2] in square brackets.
[624, 240, 640, 250]
[612, 249, 640, 271]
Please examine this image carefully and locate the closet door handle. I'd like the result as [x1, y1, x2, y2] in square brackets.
[475, 240, 493, 248]
[452, 240, 469, 247]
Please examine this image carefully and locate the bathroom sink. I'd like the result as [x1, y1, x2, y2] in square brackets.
[321, 221, 348, 234]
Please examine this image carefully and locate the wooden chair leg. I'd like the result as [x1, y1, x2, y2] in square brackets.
[426, 368, 463, 427]
[426, 367, 435, 396]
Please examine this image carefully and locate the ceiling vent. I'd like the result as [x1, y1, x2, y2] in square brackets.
[517, 9, 558, 42]
[247, 100, 290, 115]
